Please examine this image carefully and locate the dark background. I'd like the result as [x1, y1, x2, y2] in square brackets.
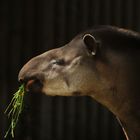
[0, 0, 140, 140]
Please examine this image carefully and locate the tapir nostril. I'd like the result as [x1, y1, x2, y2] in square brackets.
[18, 74, 28, 83]
[19, 78, 24, 83]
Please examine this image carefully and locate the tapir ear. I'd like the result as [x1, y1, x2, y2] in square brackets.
[83, 34, 98, 55]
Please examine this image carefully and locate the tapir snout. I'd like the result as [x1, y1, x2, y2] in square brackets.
[18, 54, 50, 92]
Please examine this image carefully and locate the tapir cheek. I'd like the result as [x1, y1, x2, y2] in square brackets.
[42, 79, 71, 96]
[47, 71, 59, 79]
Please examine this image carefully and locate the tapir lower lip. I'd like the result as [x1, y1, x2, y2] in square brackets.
[25, 78, 43, 93]
[26, 79, 35, 91]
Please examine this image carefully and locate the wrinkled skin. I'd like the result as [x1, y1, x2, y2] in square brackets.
[18, 26, 140, 140]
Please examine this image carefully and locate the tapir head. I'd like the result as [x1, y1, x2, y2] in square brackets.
[19, 34, 97, 95]
[18, 33, 113, 98]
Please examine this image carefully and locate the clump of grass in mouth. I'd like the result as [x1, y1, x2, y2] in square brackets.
[4, 84, 25, 138]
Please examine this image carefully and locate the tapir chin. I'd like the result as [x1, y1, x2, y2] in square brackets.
[18, 26, 140, 140]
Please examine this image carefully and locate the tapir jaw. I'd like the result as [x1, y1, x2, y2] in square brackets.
[18, 69, 73, 95]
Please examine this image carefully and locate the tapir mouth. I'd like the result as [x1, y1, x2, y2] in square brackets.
[18, 65, 46, 92]
[25, 78, 43, 93]
[19, 75, 44, 93]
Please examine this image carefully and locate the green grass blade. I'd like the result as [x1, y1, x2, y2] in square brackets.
[4, 84, 25, 138]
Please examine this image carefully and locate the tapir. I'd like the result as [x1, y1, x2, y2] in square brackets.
[18, 26, 140, 140]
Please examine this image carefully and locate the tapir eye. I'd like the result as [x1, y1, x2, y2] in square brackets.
[51, 59, 65, 65]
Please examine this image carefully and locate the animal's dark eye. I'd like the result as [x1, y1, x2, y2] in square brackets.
[51, 59, 65, 65]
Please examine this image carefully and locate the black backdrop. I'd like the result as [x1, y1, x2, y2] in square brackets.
[1, 0, 140, 140]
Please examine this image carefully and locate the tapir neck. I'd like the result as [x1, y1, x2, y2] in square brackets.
[110, 95, 140, 140]
[118, 112, 140, 140]
[91, 90, 140, 140]
[105, 51, 140, 140]
[111, 95, 140, 140]
[116, 89, 140, 140]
